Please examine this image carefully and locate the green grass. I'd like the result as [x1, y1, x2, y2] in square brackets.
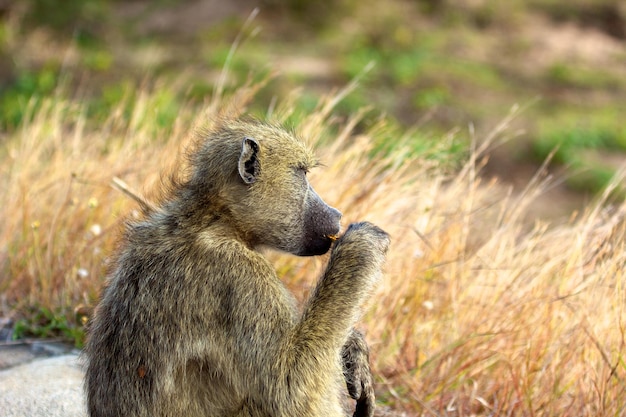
[533, 107, 626, 193]
[545, 62, 624, 90]
[0, 66, 60, 129]
[13, 306, 87, 348]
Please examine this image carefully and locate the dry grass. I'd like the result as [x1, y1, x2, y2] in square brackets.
[274, 98, 626, 416]
[1, 80, 625, 416]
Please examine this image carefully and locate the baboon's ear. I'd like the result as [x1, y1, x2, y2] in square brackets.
[238, 136, 260, 184]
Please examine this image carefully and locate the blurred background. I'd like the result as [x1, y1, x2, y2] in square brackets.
[2, 5, 625, 412]
[1, 0, 625, 219]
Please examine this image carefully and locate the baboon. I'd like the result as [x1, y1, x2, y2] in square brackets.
[84, 118, 390, 417]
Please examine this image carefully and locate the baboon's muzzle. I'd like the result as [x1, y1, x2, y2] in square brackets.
[299, 188, 342, 256]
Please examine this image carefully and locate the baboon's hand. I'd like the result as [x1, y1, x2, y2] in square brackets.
[332, 222, 390, 285]
[343, 329, 375, 417]
[335, 222, 390, 257]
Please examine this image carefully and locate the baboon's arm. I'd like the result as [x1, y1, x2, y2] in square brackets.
[343, 329, 375, 417]
[298, 222, 389, 351]
[223, 223, 388, 415]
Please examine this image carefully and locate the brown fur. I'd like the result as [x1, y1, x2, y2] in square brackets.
[84, 119, 389, 417]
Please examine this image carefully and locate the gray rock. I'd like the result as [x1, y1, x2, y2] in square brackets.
[0, 354, 86, 417]
[0, 344, 37, 370]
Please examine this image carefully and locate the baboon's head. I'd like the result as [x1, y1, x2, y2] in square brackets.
[190, 120, 342, 256]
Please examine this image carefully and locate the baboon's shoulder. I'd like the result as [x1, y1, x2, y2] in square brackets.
[196, 228, 274, 274]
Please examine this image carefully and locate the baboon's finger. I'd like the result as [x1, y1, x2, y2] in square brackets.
[354, 392, 375, 417]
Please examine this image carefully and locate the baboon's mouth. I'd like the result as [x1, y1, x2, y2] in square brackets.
[298, 233, 338, 256]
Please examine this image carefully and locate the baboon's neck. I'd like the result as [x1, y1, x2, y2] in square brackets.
[155, 186, 251, 247]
